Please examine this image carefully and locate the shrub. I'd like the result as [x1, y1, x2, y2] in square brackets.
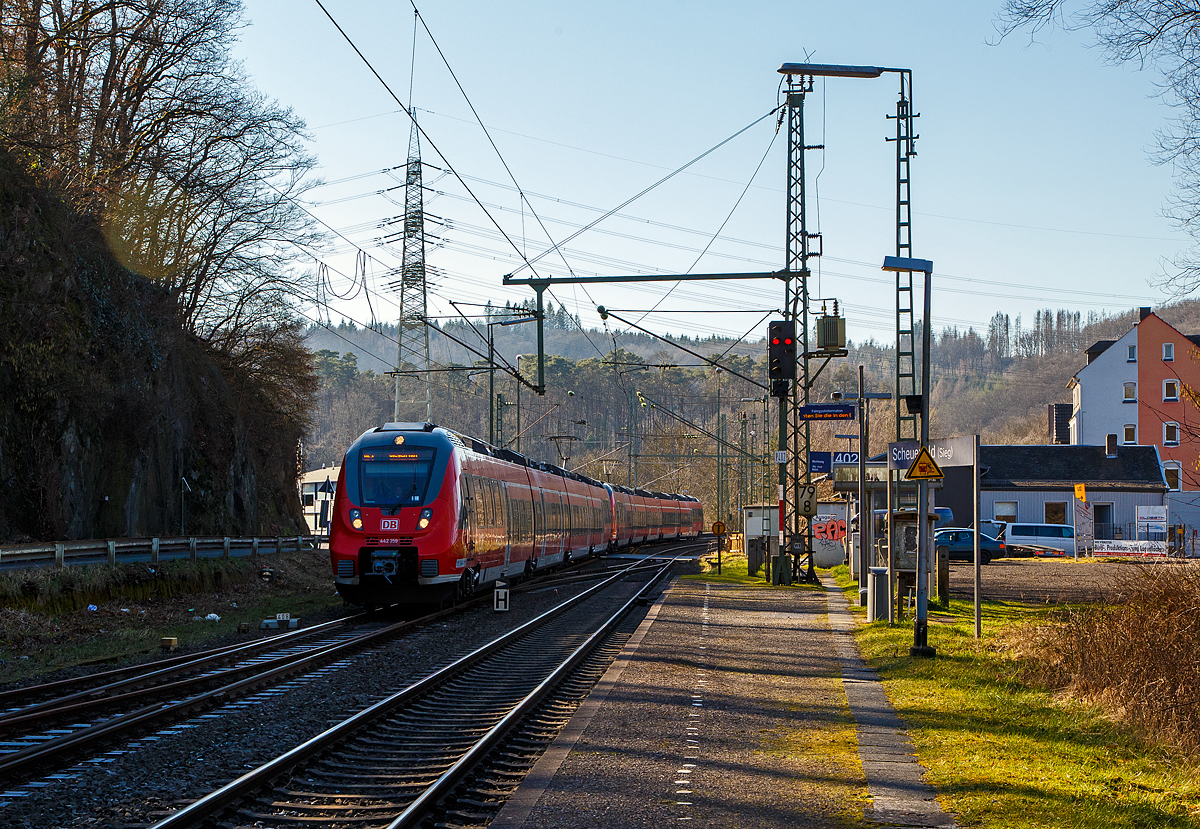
[1033, 563, 1200, 754]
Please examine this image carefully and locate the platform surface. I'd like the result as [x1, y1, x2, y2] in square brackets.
[492, 576, 957, 828]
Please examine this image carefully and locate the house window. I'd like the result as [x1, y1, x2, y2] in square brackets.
[1044, 502, 1067, 525]
[1123, 382, 1137, 402]
[1128, 344, 1137, 362]
[1165, 422, 1180, 446]
[1164, 463, 1182, 491]
[1164, 342, 1175, 361]
[1124, 424, 1137, 444]
[994, 502, 1017, 524]
[1165, 379, 1180, 401]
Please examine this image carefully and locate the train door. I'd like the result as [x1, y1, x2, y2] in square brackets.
[460, 474, 476, 559]
[535, 487, 547, 566]
[501, 481, 512, 567]
[556, 490, 568, 561]
[552, 491, 564, 561]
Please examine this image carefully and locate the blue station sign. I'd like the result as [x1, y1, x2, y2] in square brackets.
[808, 451, 832, 474]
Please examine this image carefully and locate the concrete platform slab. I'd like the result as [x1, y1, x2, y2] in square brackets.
[492, 574, 957, 828]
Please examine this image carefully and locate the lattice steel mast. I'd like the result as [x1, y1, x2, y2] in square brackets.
[889, 71, 918, 439]
[393, 120, 432, 422]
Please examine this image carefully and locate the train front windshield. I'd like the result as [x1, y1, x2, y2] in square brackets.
[358, 448, 437, 508]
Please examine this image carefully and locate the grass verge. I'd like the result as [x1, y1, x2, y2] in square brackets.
[683, 548, 822, 589]
[828, 565, 1200, 828]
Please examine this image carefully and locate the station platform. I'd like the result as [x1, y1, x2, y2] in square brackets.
[491, 574, 957, 829]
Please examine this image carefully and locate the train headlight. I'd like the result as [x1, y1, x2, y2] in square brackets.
[350, 508, 363, 530]
[417, 507, 433, 530]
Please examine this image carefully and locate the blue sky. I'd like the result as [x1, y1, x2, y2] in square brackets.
[235, 0, 1186, 347]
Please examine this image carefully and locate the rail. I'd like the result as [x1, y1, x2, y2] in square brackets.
[0, 535, 315, 570]
[148, 555, 676, 828]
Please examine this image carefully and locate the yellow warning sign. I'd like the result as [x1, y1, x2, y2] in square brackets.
[712, 521, 727, 536]
[1074, 483, 1086, 502]
[905, 446, 945, 480]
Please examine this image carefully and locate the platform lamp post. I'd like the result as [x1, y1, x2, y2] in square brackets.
[882, 255, 935, 658]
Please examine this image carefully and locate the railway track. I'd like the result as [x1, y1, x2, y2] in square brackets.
[0, 539, 709, 791]
[147, 551, 689, 828]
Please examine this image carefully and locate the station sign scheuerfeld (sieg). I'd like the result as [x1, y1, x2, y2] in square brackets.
[888, 436, 976, 471]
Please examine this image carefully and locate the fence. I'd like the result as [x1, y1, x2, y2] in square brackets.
[0, 536, 316, 571]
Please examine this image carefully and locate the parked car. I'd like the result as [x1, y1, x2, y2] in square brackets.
[1003, 523, 1075, 556]
[934, 527, 1005, 564]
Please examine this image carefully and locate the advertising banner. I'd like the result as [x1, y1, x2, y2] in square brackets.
[1094, 539, 1168, 557]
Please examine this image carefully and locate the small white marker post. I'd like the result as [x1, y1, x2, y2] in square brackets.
[494, 581, 510, 612]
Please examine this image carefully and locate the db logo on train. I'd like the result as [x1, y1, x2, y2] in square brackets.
[812, 518, 847, 541]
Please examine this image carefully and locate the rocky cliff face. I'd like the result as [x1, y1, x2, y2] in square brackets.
[0, 152, 306, 541]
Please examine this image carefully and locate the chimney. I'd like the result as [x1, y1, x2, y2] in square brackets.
[1140, 307, 1152, 321]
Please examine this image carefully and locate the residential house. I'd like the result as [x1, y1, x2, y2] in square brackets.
[1068, 307, 1200, 526]
[300, 465, 340, 536]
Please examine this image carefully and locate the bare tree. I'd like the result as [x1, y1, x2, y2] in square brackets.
[0, 0, 319, 346]
[998, 1, 1200, 292]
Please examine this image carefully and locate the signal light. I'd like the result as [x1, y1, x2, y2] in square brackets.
[767, 320, 797, 381]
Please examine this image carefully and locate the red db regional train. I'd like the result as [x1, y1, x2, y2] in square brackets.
[329, 422, 705, 608]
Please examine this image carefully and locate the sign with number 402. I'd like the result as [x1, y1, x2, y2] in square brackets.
[798, 484, 818, 516]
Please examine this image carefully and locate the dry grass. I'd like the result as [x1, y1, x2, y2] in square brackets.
[0, 547, 346, 685]
[1021, 562, 1200, 756]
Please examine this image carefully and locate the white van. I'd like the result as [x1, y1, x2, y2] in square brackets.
[1002, 523, 1075, 556]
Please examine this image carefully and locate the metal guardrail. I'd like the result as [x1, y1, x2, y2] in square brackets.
[0, 536, 316, 571]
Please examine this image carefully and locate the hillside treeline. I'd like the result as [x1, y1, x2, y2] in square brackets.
[0, 1, 317, 541]
[307, 300, 1199, 521]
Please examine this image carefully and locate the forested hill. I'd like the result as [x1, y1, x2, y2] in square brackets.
[304, 299, 1200, 473]
[304, 305, 760, 374]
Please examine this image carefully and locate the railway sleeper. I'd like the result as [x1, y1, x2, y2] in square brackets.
[237, 810, 397, 826]
[325, 748, 475, 763]
[293, 773, 446, 787]
[353, 730, 490, 744]
[253, 798, 408, 814]
[269, 788, 412, 803]
[314, 763, 458, 777]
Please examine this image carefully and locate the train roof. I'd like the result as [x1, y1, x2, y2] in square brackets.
[372, 421, 694, 501]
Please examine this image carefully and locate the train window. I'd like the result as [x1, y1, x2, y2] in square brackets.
[359, 447, 436, 508]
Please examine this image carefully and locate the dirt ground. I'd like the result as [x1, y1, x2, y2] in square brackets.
[947, 554, 1149, 605]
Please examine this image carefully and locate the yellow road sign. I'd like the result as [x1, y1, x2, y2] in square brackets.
[712, 521, 726, 536]
[1074, 483, 1086, 502]
[905, 446, 945, 480]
